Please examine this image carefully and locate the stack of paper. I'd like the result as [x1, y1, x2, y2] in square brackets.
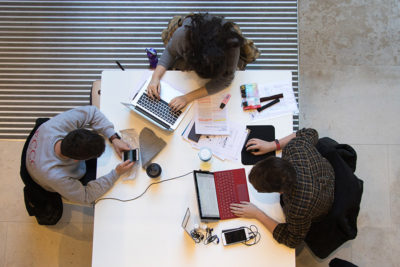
[181, 119, 248, 162]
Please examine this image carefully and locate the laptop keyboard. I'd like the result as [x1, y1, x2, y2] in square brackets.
[214, 171, 237, 219]
[137, 93, 182, 125]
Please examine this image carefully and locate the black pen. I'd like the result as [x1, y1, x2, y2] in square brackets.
[257, 98, 280, 112]
[260, 93, 283, 103]
[116, 61, 125, 71]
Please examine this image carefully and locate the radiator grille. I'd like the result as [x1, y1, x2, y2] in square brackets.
[0, 0, 298, 139]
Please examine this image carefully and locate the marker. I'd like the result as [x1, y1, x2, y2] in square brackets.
[116, 61, 125, 71]
[260, 93, 283, 103]
[219, 94, 231, 109]
[257, 98, 280, 112]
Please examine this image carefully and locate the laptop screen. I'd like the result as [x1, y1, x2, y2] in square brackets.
[195, 172, 220, 218]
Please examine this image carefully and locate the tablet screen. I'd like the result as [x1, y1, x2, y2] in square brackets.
[195, 172, 219, 218]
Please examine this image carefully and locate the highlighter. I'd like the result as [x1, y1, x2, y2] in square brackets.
[219, 94, 231, 109]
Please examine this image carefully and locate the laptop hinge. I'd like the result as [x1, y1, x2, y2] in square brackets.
[134, 106, 171, 130]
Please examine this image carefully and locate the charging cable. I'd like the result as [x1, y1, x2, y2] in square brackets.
[94, 171, 193, 204]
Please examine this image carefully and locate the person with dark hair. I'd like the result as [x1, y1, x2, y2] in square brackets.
[230, 128, 335, 248]
[26, 106, 134, 204]
[148, 13, 259, 111]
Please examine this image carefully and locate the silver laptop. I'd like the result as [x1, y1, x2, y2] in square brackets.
[122, 77, 191, 131]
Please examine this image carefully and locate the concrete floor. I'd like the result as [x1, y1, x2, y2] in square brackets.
[296, 0, 400, 266]
[0, 0, 399, 266]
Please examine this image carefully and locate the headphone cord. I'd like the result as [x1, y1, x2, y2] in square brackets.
[94, 171, 193, 205]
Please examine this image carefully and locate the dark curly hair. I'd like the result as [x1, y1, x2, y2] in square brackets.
[60, 129, 105, 160]
[249, 156, 297, 194]
[184, 13, 244, 79]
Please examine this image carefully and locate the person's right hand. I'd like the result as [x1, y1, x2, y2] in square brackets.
[245, 138, 276, 155]
[115, 160, 135, 176]
[147, 78, 161, 100]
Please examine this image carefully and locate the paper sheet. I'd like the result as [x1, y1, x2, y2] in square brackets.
[194, 94, 229, 135]
[249, 81, 299, 120]
[182, 119, 248, 162]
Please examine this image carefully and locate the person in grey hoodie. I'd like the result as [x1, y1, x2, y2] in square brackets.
[26, 105, 134, 204]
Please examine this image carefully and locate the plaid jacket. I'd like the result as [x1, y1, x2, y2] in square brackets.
[273, 128, 335, 248]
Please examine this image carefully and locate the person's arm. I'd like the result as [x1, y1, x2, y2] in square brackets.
[168, 86, 208, 112]
[148, 25, 186, 99]
[272, 216, 311, 248]
[230, 201, 279, 234]
[168, 45, 240, 111]
[147, 65, 167, 100]
[246, 132, 296, 156]
[48, 160, 134, 204]
[51, 105, 115, 139]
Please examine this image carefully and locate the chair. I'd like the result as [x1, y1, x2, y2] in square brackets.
[90, 80, 101, 108]
[20, 118, 63, 225]
[304, 137, 364, 259]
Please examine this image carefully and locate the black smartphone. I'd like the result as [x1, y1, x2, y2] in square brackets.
[123, 149, 138, 162]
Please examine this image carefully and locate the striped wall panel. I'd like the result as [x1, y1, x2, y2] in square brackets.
[0, 0, 298, 139]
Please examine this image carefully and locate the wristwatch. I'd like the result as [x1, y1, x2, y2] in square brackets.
[109, 133, 121, 143]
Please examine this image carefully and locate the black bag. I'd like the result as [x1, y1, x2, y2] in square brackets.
[20, 118, 63, 225]
[304, 137, 363, 259]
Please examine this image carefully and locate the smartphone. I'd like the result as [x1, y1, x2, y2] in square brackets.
[123, 149, 139, 162]
[221, 227, 250, 246]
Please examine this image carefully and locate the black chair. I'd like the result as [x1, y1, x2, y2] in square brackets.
[20, 118, 63, 225]
[304, 137, 364, 259]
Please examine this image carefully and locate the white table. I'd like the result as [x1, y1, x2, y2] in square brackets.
[92, 70, 295, 267]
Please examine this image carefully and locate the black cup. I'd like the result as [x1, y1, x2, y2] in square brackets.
[146, 163, 162, 178]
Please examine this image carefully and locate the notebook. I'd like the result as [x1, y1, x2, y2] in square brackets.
[122, 77, 191, 131]
[193, 168, 249, 221]
[241, 125, 275, 165]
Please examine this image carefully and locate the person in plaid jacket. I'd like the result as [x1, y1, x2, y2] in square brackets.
[231, 128, 335, 248]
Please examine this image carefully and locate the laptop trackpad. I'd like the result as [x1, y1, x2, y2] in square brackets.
[236, 184, 248, 201]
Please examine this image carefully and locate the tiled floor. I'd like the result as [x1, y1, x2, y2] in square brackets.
[0, 0, 399, 266]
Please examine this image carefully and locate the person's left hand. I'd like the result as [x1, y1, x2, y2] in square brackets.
[112, 138, 130, 159]
[230, 201, 261, 219]
[169, 95, 188, 112]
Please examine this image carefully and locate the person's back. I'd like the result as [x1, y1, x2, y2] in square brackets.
[275, 128, 335, 247]
[282, 128, 335, 220]
[26, 105, 134, 204]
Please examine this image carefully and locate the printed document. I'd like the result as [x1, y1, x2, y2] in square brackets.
[194, 94, 229, 135]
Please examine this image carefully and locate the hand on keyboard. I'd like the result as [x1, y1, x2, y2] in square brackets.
[147, 78, 161, 100]
[230, 201, 261, 219]
[169, 95, 188, 112]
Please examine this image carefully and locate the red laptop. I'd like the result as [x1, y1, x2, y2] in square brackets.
[193, 168, 250, 220]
